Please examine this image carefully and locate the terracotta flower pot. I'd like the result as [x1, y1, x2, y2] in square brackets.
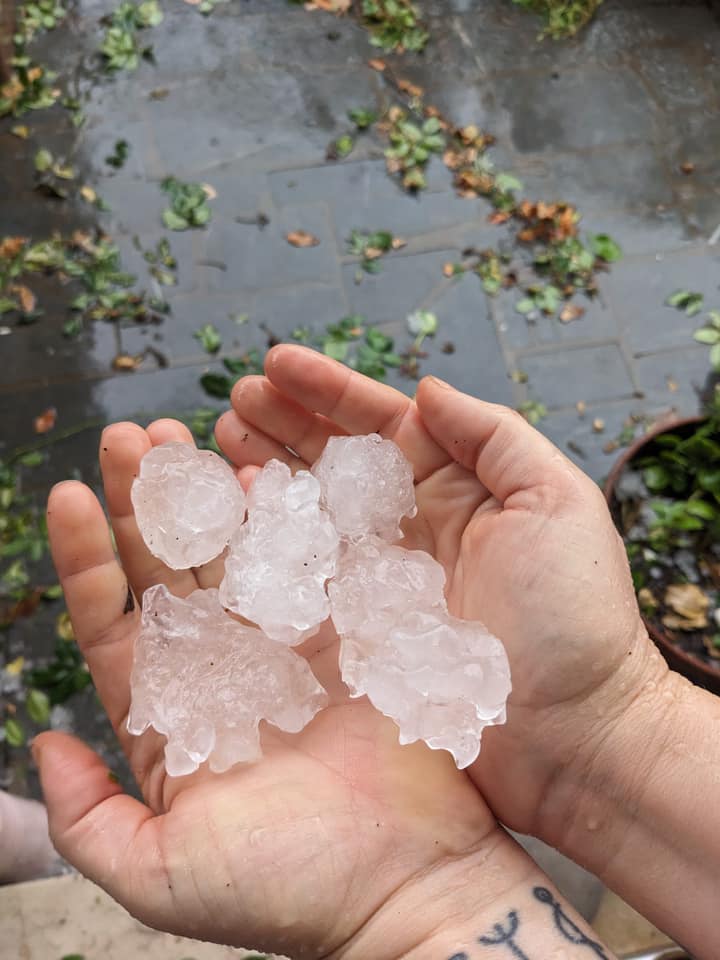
[603, 414, 720, 696]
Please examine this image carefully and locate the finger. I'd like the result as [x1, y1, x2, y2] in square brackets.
[100, 422, 197, 600]
[415, 376, 587, 508]
[33, 732, 170, 926]
[230, 376, 347, 465]
[145, 417, 194, 445]
[215, 409, 305, 471]
[264, 345, 448, 480]
[47, 482, 138, 729]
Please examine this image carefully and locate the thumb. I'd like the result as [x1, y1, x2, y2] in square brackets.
[33, 732, 166, 917]
[415, 376, 586, 506]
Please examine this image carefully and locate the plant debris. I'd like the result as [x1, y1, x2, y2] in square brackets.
[286, 230, 321, 248]
[693, 310, 720, 371]
[513, 0, 604, 38]
[347, 229, 405, 272]
[667, 289, 704, 317]
[100, 0, 163, 72]
[105, 139, 130, 169]
[159, 178, 214, 230]
[382, 108, 445, 191]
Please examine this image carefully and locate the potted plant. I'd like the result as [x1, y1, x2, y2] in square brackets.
[604, 387, 720, 694]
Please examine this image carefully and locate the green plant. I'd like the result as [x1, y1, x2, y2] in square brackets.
[100, 0, 163, 72]
[105, 139, 130, 169]
[384, 109, 445, 191]
[161, 177, 213, 230]
[17, 0, 67, 42]
[512, 0, 604, 38]
[194, 323, 222, 354]
[347, 229, 403, 273]
[667, 289, 704, 317]
[0, 58, 60, 117]
[693, 310, 720, 372]
[199, 351, 264, 399]
[361, 0, 428, 52]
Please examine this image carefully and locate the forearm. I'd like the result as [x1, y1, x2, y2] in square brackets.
[542, 657, 720, 958]
[338, 827, 616, 960]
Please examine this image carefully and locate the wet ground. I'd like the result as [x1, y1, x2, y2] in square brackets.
[0, 0, 719, 932]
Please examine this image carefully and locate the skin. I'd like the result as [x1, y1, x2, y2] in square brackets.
[33, 346, 679, 958]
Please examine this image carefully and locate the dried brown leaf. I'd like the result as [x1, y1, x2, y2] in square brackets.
[397, 78, 424, 98]
[11, 284, 36, 314]
[286, 230, 320, 248]
[368, 58, 387, 72]
[33, 406, 56, 434]
[559, 303, 585, 324]
[663, 583, 710, 630]
[390, 237, 406, 250]
[112, 353, 144, 371]
[0, 236, 28, 259]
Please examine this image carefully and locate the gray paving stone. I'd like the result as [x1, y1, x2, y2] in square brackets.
[676, 188, 720, 242]
[509, 144, 674, 212]
[490, 66, 655, 155]
[417, 277, 515, 404]
[661, 107, 720, 193]
[270, 159, 483, 243]
[520, 343, 634, 407]
[494, 287, 619, 352]
[341, 249, 452, 325]
[606, 251, 720, 354]
[203, 202, 341, 294]
[631, 46, 717, 113]
[634, 345, 713, 413]
[539, 400, 647, 484]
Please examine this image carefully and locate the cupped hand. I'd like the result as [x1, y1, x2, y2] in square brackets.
[215, 345, 668, 840]
[35, 417, 501, 960]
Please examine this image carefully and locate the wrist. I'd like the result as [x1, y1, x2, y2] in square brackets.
[333, 827, 614, 960]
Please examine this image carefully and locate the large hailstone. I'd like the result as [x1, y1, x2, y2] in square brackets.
[219, 460, 340, 645]
[131, 442, 246, 570]
[312, 433, 416, 541]
[127, 585, 328, 776]
[329, 538, 511, 768]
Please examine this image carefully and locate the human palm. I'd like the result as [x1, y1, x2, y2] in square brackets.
[214, 345, 661, 833]
[37, 417, 495, 959]
[36, 345, 658, 956]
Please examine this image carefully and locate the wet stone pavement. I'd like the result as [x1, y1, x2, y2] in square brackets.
[0, 0, 719, 914]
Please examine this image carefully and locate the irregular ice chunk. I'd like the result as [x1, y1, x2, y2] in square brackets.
[131, 442, 246, 570]
[328, 538, 511, 768]
[127, 585, 327, 776]
[219, 460, 340, 645]
[312, 434, 416, 542]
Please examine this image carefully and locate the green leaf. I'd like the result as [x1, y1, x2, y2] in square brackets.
[26, 688, 51, 725]
[643, 465, 669, 492]
[591, 233, 622, 263]
[406, 310, 437, 336]
[323, 337, 350, 362]
[200, 373, 233, 398]
[693, 327, 720, 345]
[162, 209, 189, 231]
[515, 298, 536, 315]
[18, 450, 44, 467]
[495, 172, 523, 194]
[193, 323, 222, 354]
[712, 343, 720, 371]
[366, 327, 394, 352]
[666, 289, 704, 316]
[348, 107, 377, 130]
[34, 147, 53, 171]
[4, 717, 25, 747]
[333, 134, 355, 159]
[43, 584, 63, 599]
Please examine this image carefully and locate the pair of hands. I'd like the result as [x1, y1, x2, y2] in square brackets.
[35, 345, 665, 958]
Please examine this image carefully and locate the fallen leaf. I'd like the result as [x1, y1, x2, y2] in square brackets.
[80, 185, 97, 204]
[489, 210, 511, 225]
[576, 400, 587, 416]
[34, 407, 57, 434]
[680, 161, 695, 175]
[536, 201, 556, 220]
[397, 78, 423, 98]
[667, 377, 678, 393]
[112, 353, 144, 371]
[0, 236, 28, 259]
[390, 237, 407, 250]
[148, 87, 170, 100]
[306, 0, 350, 10]
[663, 583, 710, 631]
[368, 58, 387, 71]
[592, 418, 605, 433]
[5, 656, 24, 676]
[202, 183, 217, 200]
[603, 439, 619, 454]
[364, 247, 384, 260]
[286, 230, 320, 248]
[11, 284, 36, 313]
[638, 587, 658, 613]
[10, 125, 29, 139]
[559, 303, 585, 323]
[443, 262, 455, 277]
[56, 610, 74, 641]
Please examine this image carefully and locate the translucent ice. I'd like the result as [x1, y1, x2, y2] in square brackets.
[329, 538, 511, 768]
[127, 585, 327, 776]
[312, 434, 416, 542]
[131, 442, 246, 570]
[219, 460, 340, 645]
